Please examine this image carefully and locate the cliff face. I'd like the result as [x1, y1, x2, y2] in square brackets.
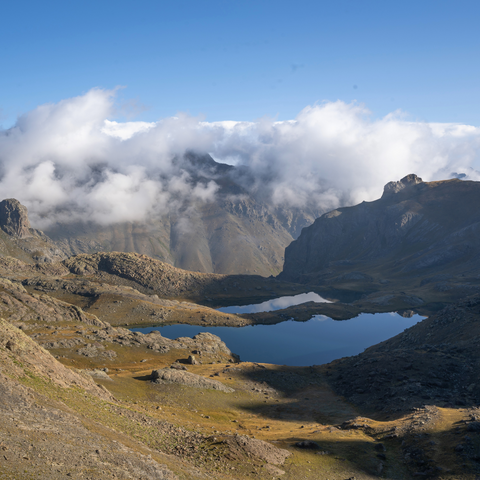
[0, 198, 32, 238]
[281, 175, 480, 285]
[0, 198, 65, 263]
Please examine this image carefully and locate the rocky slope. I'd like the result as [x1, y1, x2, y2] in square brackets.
[6, 174, 480, 477]
[280, 175, 480, 311]
[0, 318, 178, 479]
[44, 153, 321, 276]
[0, 276, 300, 479]
[327, 295, 480, 415]
[282, 174, 480, 282]
[3, 238, 480, 477]
[319, 295, 480, 478]
[6, 279, 480, 479]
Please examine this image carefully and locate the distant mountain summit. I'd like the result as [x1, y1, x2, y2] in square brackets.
[382, 173, 424, 196]
[281, 175, 480, 291]
[43, 152, 322, 276]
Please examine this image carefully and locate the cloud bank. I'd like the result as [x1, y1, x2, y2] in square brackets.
[1, 88, 479, 228]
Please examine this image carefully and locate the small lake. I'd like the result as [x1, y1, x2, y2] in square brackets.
[217, 291, 330, 314]
[132, 312, 424, 366]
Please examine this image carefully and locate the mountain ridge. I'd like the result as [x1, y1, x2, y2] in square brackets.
[3, 174, 480, 478]
[281, 174, 480, 285]
[43, 152, 322, 276]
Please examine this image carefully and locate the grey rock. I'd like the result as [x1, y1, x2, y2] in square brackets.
[187, 354, 198, 365]
[295, 440, 320, 449]
[84, 369, 112, 381]
[382, 174, 423, 197]
[0, 199, 32, 238]
[151, 368, 234, 393]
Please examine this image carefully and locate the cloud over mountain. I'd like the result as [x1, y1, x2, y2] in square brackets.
[1, 88, 479, 228]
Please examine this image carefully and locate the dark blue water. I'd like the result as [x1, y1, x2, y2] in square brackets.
[132, 312, 423, 366]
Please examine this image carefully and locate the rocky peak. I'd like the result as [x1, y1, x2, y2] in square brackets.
[382, 174, 423, 197]
[0, 199, 32, 238]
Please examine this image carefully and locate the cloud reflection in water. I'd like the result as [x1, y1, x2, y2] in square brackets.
[217, 292, 331, 314]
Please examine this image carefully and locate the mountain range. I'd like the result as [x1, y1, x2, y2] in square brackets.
[3, 173, 480, 478]
[280, 174, 480, 312]
[43, 152, 322, 276]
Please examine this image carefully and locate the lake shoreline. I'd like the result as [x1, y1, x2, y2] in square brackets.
[131, 312, 424, 367]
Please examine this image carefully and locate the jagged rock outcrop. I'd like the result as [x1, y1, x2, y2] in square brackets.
[63, 251, 227, 296]
[0, 198, 66, 263]
[281, 175, 480, 288]
[0, 277, 105, 327]
[382, 173, 424, 197]
[62, 251, 275, 306]
[151, 367, 235, 392]
[0, 198, 32, 238]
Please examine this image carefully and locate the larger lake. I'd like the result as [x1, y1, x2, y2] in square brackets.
[132, 311, 423, 366]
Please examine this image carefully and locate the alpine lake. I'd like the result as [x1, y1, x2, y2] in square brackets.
[131, 292, 424, 366]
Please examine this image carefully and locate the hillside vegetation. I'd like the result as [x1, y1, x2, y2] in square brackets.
[3, 178, 480, 478]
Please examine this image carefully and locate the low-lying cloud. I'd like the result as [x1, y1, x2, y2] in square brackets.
[1, 88, 479, 228]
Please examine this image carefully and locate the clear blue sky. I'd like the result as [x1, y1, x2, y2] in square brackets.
[1, 0, 479, 127]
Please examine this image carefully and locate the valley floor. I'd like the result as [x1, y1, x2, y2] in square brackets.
[1, 253, 480, 479]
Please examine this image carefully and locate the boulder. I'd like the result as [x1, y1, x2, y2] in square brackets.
[151, 368, 234, 393]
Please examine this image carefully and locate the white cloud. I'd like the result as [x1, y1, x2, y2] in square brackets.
[210, 102, 480, 206]
[1, 89, 479, 228]
[102, 119, 155, 140]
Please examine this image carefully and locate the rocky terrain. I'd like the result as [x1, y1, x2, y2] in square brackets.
[281, 175, 480, 313]
[326, 295, 480, 415]
[4, 285, 480, 479]
[44, 152, 322, 276]
[3, 180, 480, 478]
[0, 199, 65, 264]
[0, 278, 301, 479]
[317, 294, 480, 478]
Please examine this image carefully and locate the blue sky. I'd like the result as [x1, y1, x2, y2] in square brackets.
[1, 0, 480, 227]
[2, 0, 480, 127]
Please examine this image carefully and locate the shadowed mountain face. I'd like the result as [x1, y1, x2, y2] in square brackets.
[327, 294, 480, 414]
[281, 175, 480, 286]
[44, 153, 321, 276]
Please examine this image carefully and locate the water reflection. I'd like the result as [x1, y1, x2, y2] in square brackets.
[217, 291, 331, 314]
[132, 312, 424, 366]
